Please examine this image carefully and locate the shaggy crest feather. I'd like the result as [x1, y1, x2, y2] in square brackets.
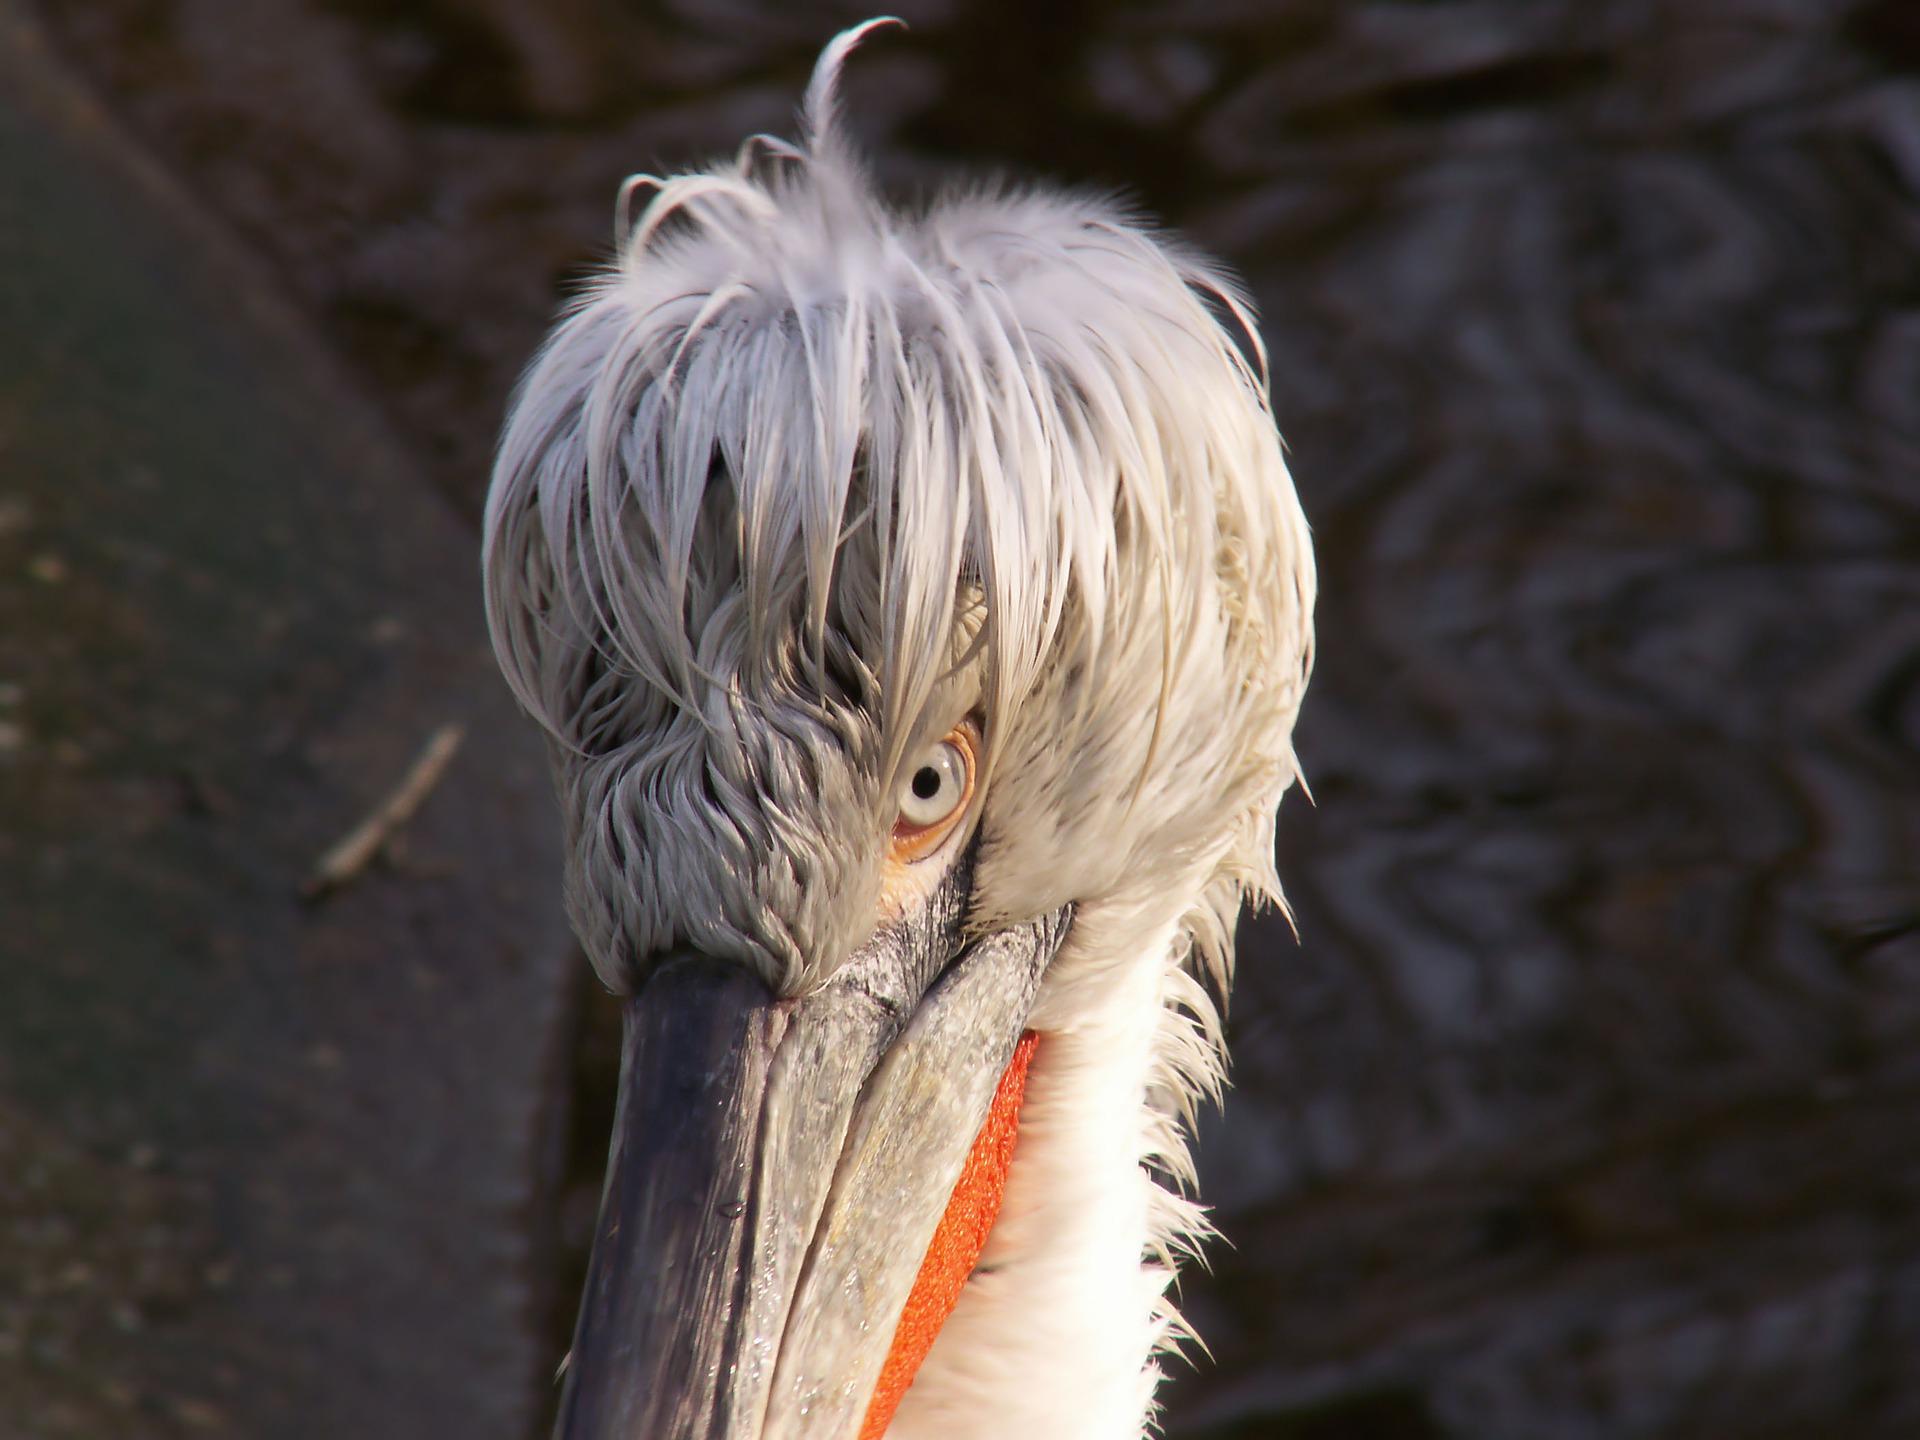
[483, 22, 1313, 1436]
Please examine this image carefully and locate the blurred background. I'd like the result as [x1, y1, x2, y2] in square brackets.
[2, 0, 1917, 1436]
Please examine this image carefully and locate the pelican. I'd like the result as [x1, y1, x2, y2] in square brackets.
[481, 21, 1314, 1439]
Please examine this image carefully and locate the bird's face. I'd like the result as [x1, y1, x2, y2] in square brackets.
[541, 576, 1090, 1438]
[532, 573, 1222, 1439]
[483, 29, 1312, 1438]
[556, 701, 1080, 1440]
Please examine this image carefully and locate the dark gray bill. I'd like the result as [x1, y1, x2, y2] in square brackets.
[555, 882, 1071, 1440]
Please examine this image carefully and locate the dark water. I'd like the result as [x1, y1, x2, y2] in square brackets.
[23, 1, 1920, 1436]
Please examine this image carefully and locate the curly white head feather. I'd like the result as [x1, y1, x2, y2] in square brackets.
[484, 20, 1312, 1009]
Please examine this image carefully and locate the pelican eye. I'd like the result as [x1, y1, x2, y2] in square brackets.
[889, 725, 977, 862]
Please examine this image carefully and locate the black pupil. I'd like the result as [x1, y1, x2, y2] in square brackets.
[911, 766, 943, 801]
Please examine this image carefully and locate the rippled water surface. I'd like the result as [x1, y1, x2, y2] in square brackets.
[25, 1, 1920, 1435]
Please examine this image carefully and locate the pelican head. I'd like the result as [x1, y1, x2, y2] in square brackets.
[482, 21, 1314, 1440]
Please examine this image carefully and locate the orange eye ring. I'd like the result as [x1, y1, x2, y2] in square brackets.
[888, 722, 979, 864]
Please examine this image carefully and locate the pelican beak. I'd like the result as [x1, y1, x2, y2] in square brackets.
[554, 885, 1071, 1440]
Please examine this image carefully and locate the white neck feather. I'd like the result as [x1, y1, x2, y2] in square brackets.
[888, 920, 1197, 1440]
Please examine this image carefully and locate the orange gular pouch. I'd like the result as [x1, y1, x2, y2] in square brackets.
[857, 1030, 1040, 1440]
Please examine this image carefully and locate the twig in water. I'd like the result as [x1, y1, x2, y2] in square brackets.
[301, 722, 466, 900]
